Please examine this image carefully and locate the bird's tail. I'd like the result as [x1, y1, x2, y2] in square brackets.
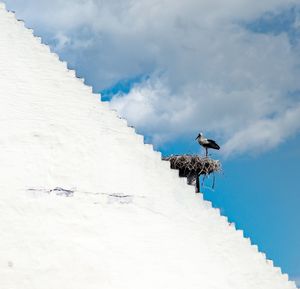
[210, 143, 220, 150]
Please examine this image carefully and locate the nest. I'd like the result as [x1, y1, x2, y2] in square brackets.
[163, 154, 221, 186]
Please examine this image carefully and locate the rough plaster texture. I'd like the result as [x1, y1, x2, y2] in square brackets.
[0, 3, 297, 289]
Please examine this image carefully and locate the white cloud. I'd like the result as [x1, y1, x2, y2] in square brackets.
[222, 104, 300, 156]
[53, 32, 70, 51]
[4, 0, 300, 156]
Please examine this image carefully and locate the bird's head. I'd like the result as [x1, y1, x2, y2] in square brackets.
[195, 132, 202, 140]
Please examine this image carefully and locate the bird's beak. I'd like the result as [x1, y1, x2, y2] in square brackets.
[195, 136, 198, 140]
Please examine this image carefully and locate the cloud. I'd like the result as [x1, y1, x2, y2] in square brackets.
[222, 103, 300, 156]
[4, 0, 300, 156]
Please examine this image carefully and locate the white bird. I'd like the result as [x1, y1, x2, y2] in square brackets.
[195, 132, 220, 157]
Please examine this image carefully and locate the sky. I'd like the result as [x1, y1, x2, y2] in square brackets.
[3, 0, 300, 285]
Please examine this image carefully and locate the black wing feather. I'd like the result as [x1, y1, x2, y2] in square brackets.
[207, 139, 220, 150]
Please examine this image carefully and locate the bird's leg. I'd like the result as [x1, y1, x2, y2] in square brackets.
[205, 148, 208, 157]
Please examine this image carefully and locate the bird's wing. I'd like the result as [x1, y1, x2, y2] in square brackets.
[207, 139, 220, 149]
[207, 139, 217, 144]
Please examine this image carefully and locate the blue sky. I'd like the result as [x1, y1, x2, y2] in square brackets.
[3, 0, 300, 285]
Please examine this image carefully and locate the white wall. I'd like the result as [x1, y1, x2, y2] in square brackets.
[0, 3, 297, 289]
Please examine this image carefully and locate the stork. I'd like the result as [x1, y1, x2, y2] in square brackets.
[196, 132, 220, 157]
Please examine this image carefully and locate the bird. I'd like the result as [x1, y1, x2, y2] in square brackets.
[195, 132, 220, 157]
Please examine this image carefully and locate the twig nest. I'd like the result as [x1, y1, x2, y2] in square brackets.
[163, 154, 221, 185]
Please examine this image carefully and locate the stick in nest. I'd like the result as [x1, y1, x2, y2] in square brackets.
[163, 154, 221, 186]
